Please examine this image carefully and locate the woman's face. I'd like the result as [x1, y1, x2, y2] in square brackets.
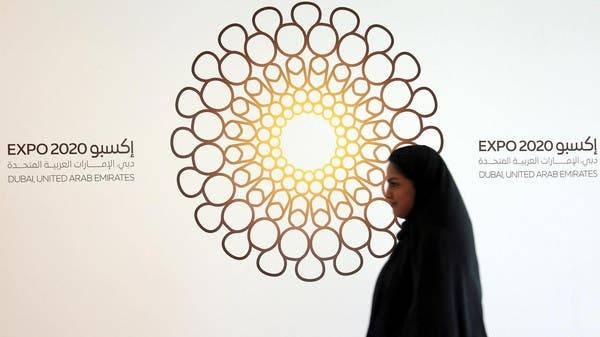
[384, 163, 416, 218]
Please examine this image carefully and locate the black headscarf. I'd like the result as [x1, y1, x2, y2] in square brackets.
[366, 145, 487, 337]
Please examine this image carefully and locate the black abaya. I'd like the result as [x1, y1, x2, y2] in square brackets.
[366, 145, 487, 337]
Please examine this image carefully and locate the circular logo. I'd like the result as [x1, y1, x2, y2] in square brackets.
[171, 2, 442, 281]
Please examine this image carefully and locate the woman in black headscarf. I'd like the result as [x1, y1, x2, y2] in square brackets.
[366, 145, 487, 337]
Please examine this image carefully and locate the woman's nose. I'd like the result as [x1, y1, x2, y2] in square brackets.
[383, 186, 391, 199]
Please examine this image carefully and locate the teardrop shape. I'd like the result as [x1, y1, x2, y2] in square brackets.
[222, 231, 251, 260]
[218, 24, 247, 52]
[408, 87, 437, 117]
[257, 247, 286, 276]
[176, 167, 205, 198]
[295, 252, 325, 281]
[171, 127, 199, 158]
[414, 126, 444, 152]
[366, 24, 393, 53]
[195, 203, 222, 233]
[252, 6, 283, 36]
[393, 52, 420, 81]
[329, 7, 359, 36]
[291, 2, 321, 32]
[334, 246, 363, 275]
[369, 228, 396, 258]
[192, 51, 220, 81]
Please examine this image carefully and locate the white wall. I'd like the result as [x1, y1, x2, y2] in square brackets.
[1, 1, 599, 336]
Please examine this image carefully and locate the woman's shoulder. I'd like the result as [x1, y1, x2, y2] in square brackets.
[419, 225, 474, 261]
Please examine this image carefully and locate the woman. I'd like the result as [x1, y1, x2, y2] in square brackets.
[366, 145, 488, 337]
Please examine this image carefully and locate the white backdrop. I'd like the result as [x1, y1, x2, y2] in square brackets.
[1, 1, 599, 336]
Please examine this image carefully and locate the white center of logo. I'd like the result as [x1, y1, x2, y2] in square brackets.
[281, 114, 336, 170]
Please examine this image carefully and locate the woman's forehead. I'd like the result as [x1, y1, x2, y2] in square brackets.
[385, 163, 404, 178]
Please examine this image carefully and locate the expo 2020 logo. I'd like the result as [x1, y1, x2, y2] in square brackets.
[171, 2, 443, 281]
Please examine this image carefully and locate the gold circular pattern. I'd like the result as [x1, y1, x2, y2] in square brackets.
[172, 1, 443, 281]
